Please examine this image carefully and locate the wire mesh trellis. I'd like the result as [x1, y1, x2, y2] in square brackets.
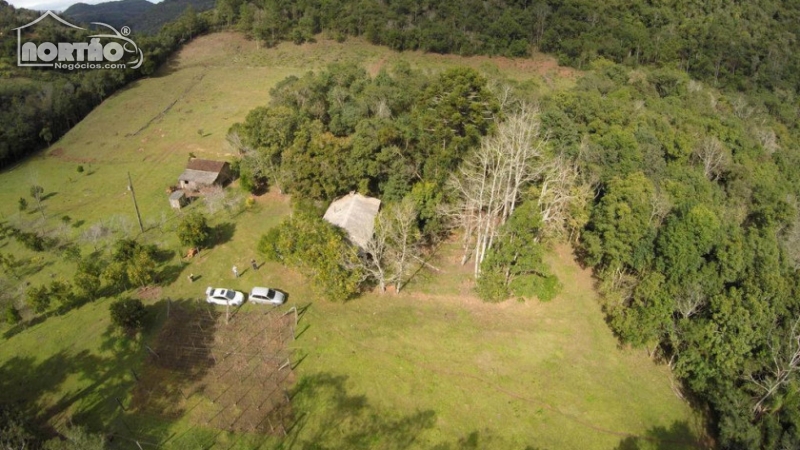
[115, 301, 299, 445]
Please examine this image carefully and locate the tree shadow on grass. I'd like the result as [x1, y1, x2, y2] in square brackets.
[286, 372, 547, 449]
[152, 247, 176, 264]
[615, 421, 704, 450]
[430, 430, 546, 450]
[0, 298, 214, 443]
[3, 314, 48, 339]
[123, 300, 220, 415]
[10, 256, 54, 280]
[285, 372, 437, 449]
[0, 352, 77, 439]
[158, 261, 189, 286]
[209, 221, 236, 249]
[0, 323, 147, 440]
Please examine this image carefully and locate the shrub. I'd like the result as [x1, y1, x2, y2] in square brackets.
[177, 212, 210, 249]
[4, 305, 21, 324]
[259, 211, 363, 301]
[14, 230, 45, 252]
[531, 275, 562, 302]
[48, 280, 76, 309]
[43, 425, 107, 450]
[509, 274, 562, 302]
[109, 298, 147, 332]
[26, 285, 50, 313]
[476, 269, 510, 302]
[61, 244, 81, 262]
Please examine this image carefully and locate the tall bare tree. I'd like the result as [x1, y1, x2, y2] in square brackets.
[675, 283, 706, 319]
[204, 185, 226, 214]
[693, 136, 730, 181]
[29, 184, 45, 219]
[449, 102, 547, 276]
[537, 154, 592, 240]
[750, 318, 800, 416]
[386, 200, 421, 294]
[82, 221, 110, 251]
[361, 200, 421, 294]
[362, 211, 392, 293]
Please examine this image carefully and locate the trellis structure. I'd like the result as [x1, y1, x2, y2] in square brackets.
[125, 301, 299, 441]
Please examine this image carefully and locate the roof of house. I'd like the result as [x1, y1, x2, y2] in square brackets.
[179, 169, 221, 185]
[178, 159, 229, 185]
[186, 159, 228, 172]
[323, 193, 381, 248]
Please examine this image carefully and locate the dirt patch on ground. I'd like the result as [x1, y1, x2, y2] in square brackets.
[130, 302, 298, 435]
[423, 50, 579, 79]
[135, 286, 162, 302]
[48, 147, 96, 164]
[368, 56, 388, 76]
[169, 32, 255, 69]
[254, 188, 291, 205]
[176, 33, 579, 81]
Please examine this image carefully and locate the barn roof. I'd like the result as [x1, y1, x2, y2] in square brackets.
[178, 159, 229, 185]
[179, 169, 220, 185]
[186, 159, 227, 173]
[323, 193, 381, 248]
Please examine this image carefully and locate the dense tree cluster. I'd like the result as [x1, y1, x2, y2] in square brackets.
[241, 55, 800, 446]
[232, 63, 498, 205]
[220, 0, 800, 101]
[3, 0, 800, 444]
[551, 61, 800, 449]
[218, 0, 536, 54]
[258, 209, 363, 301]
[237, 64, 564, 302]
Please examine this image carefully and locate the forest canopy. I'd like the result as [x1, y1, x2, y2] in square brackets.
[3, 0, 800, 446]
[235, 56, 800, 448]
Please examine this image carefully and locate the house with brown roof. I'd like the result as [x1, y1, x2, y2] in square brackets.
[178, 159, 232, 191]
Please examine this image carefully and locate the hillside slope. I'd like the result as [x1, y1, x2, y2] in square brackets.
[63, 0, 214, 33]
[0, 33, 698, 449]
[129, 0, 214, 33]
[63, 0, 153, 29]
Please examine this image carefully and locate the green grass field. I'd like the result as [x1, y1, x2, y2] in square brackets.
[0, 33, 701, 449]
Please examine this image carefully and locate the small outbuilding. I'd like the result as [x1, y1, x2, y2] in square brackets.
[169, 190, 187, 209]
[178, 159, 232, 191]
[323, 192, 381, 249]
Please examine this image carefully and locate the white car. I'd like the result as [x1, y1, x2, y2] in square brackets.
[205, 287, 244, 306]
[248, 287, 286, 305]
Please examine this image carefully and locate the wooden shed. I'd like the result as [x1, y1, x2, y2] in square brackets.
[169, 190, 187, 209]
[178, 159, 232, 191]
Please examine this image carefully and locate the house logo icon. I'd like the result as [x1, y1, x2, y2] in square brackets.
[13, 10, 143, 70]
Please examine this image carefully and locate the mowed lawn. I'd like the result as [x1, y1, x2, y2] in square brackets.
[0, 33, 700, 449]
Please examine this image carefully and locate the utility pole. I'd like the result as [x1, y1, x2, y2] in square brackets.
[127, 172, 144, 233]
